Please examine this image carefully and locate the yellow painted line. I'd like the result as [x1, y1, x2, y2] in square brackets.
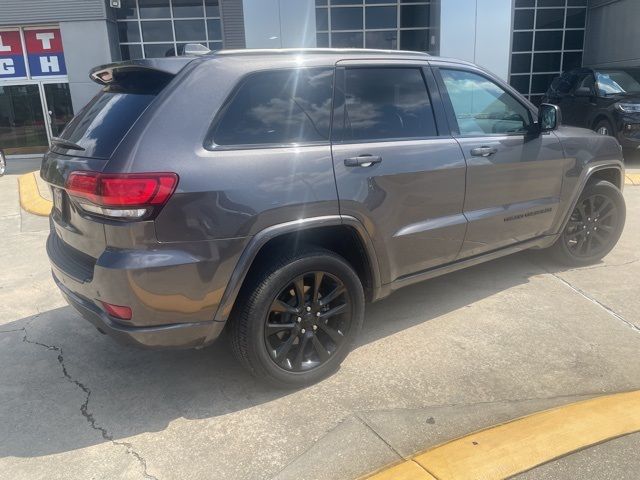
[366, 461, 436, 480]
[625, 173, 640, 185]
[18, 171, 52, 217]
[364, 390, 640, 480]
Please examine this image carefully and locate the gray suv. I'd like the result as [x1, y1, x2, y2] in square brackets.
[41, 49, 625, 387]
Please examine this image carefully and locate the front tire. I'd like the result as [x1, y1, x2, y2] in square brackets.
[230, 248, 364, 388]
[549, 180, 625, 266]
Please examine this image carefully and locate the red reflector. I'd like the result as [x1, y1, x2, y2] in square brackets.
[101, 302, 132, 320]
[66, 172, 178, 207]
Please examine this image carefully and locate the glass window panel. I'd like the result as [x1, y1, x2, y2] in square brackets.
[331, 7, 363, 30]
[537, 0, 565, 6]
[316, 32, 329, 47]
[514, 0, 535, 6]
[316, 8, 329, 31]
[0, 85, 48, 155]
[208, 41, 223, 51]
[366, 6, 396, 29]
[531, 73, 557, 93]
[514, 10, 534, 30]
[213, 68, 334, 146]
[400, 29, 430, 52]
[342, 68, 437, 140]
[120, 44, 143, 60]
[207, 19, 222, 40]
[44, 83, 74, 137]
[562, 51, 583, 71]
[141, 21, 174, 42]
[174, 19, 206, 41]
[332, 0, 362, 4]
[564, 30, 584, 50]
[139, 0, 171, 19]
[565, 8, 586, 28]
[440, 69, 531, 135]
[172, 0, 204, 18]
[316, 0, 328, 5]
[332, 31, 363, 47]
[116, 0, 138, 19]
[568, 0, 587, 5]
[511, 53, 532, 74]
[366, 0, 393, 3]
[536, 9, 564, 29]
[510, 75, 531, 95]
[512, 31, 533, 52]
[400, 5, 430, 29]
[533, 52, 561, 72]
[205, 0, 220, 17]
[365, 30, 398, 49]
[117, 21, 141, 43]
[534, 30, 563, 50]
[144, 43, 175, 58]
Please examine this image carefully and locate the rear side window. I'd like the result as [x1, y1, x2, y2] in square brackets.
[338, 67, 437, 141]
[211, 68, 334, 147]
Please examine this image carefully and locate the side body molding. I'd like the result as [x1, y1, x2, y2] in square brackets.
[210, 215, 385, 328]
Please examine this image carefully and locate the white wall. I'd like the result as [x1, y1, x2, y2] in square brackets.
[242, 0, 316, 48]
[439, 0, 513, 81]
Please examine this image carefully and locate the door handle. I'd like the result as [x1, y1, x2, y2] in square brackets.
[344, 154, 382, 167]
[470, 146, 498, 157]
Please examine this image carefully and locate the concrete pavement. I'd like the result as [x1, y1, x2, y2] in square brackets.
[1, 159, 640, 480]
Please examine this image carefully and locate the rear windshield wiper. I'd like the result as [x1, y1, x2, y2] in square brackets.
[51, 137, 86, 152]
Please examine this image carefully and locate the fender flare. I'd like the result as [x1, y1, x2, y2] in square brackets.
[210, 215, 383, 327]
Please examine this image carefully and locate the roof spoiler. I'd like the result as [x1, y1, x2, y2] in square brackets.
[89, 58, 194, 86]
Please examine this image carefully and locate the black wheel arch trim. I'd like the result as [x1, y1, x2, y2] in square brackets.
[556, 161, 624, 237]
[210, 215, 384, 330]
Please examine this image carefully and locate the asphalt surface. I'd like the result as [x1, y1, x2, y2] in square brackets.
[2, 156, 640, 480]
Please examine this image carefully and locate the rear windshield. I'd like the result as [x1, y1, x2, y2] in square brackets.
[55, 88, 156, 159]
[54, 69, 173, 158]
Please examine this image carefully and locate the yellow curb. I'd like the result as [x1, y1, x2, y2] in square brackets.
[364, 390, 640, 480]
[625, 173, 640, 185]
[18, 171, 52, 217]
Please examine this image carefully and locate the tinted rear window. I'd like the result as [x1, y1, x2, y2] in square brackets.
[56, 89, 156, 159]
[211, 68, 334, 147]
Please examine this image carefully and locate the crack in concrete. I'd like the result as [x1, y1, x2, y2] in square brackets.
[354, 412, 405, 459]
[550, 272, 640, 334]
[18, 325, 158, 480]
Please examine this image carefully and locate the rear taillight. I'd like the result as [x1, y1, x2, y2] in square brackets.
[65, 171, 178, 220]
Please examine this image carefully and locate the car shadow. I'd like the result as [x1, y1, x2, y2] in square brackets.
[0, 248, 588, 460]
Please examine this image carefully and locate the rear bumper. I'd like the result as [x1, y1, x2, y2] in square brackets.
[54, 272, 225, 349]
[46, 228, 247, 349]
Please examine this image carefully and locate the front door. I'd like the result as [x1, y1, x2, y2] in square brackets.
[331, 63, 467, 283]
[434, 67, 567, 258]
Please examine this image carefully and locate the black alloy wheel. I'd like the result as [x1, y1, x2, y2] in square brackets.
[549, 180, 625, 266]
[230, 247, 364, 387]
[264, 271, 350, 372]
[563, 193, 619, 258]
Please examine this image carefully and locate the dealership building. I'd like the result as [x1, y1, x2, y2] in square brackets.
[0, 0, 636, 155]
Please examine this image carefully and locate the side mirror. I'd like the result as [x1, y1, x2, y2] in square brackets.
[574, 86, 593, 97]
[538, 103, 561, 132]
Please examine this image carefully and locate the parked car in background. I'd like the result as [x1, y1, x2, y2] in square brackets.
[42, 49, 626, 387]
[543, 67, 640, 154]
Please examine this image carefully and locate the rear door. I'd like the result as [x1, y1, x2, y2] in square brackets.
[433, 65, 566, 259]
[331, 61, 467, 282]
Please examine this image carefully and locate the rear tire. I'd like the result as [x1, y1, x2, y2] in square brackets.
[548, 180, 625, 267]
[230, 247, 364, 388]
